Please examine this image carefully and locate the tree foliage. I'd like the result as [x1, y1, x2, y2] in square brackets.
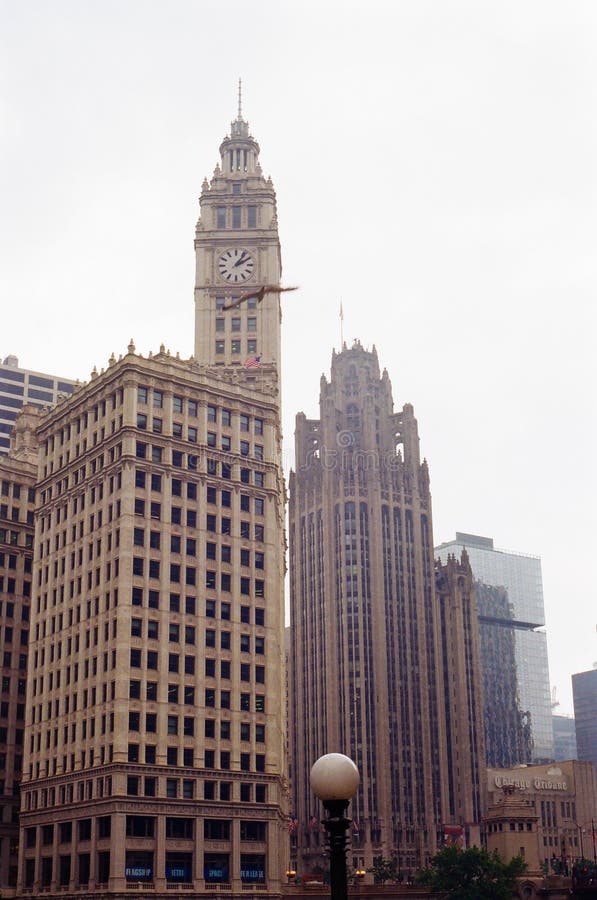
[418, 845, 527, 899]
[367, 856, 397, 884]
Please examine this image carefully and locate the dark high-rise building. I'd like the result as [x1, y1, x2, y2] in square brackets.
[0, 356, 76, 456]
[572, 667, 597, 774]
[289, 342, 485, 877]
[474, 581, 533, 768]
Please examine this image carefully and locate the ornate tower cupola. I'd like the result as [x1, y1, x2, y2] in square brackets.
[194, 82, 283, 394]
[219, 83, 261, 174]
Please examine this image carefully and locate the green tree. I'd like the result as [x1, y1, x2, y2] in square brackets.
[418, 845, 527, 899]
[368, 856, 397, 884]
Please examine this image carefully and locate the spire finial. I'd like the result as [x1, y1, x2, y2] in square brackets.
[238, 77, 242, 119]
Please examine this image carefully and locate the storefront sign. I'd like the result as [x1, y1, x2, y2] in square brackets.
[126, 866, 152, 879]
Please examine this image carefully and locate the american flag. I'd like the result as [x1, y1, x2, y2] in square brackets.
[244, 355, 262, 369]
[288, 817, 298, 834]
[309, 816, 319, 829]
[352, 819, 360, 833]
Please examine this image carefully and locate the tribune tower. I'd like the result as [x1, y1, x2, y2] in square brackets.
[289, 343, 485, 877]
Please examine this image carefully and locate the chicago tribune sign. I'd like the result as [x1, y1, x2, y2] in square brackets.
[494, 775, 568, 791]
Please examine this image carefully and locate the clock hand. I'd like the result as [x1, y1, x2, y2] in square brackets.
[233, 252, 248, 268]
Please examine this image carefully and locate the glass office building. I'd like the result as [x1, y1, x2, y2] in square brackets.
[436, 532, 554, 762]
[572, 668, 597, 774]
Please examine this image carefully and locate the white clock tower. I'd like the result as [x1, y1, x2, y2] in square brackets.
[194, 91, 283, 395]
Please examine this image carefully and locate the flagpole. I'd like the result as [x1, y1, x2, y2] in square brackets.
[339, 302, 344, 349]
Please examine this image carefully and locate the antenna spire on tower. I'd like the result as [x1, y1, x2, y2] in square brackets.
[238, 77, 243, 119]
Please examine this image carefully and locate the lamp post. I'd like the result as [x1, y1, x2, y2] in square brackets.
[310, 754, 360, 900]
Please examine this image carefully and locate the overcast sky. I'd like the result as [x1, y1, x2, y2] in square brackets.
[1, 0, 595, 715]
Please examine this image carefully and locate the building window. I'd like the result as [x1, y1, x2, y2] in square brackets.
[204, 819, 230, 840]
[241, 821, 267, 842]
[166, 778, 178, 799]
[204, 853, 229, 884]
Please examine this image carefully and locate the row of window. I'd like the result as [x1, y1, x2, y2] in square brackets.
[0, 725, 23, 744]
[0, 551, 32, 570]
[1, 480, 35, 501]
[0, 503, 33, 525]
[0, 701, 24, 720]
[40, 464, 120, 512]
[130, 619, 265, 654]
[44, 389, 123, 454]
[25, 814, 268, 849]
[136, 415, 200, 445]
[133, 500, 267, 535]
[125, 748, 267, 777]
[124, 740, 265, 768]
[134, 471, 267, 506]
[1, 600, 31, 623]
[215, 205, 258, 229]
[0, 382, 55, 399]
[127, 720, 265, 749]
[133, 530, 264, 567]
[215, 340, 260, 357]
[0, 528, 27, 547]
[43, 434, 122, 481]
[31, 681, 266, 716]
[1, 675, 27, 694]
[215, 316, 257, 335]
[137, 420, 266, 462]
[129, 651, 266, 684]
[131, 557, 265, 595]
[29, 743, 113, 780]
[0, 652, 27, 671]
[130, 587, 265, 624]
[0, 575, 30, 597]
[137, 389, 265, 434]
[23, 849, 266, 889]
[0, 626, 28, 646]
[214, 337, 260, 358]
[31, 681, 114, 720]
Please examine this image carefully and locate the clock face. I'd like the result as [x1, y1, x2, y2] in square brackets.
[218, 248, 255, 283]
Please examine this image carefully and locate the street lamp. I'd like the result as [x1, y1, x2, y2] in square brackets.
[310, 754, 360, 900]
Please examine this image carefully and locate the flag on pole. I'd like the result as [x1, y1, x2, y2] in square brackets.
[288, 817, 298, 834]
[244, 355, 262, 369]
[352, 819, 360, 833]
